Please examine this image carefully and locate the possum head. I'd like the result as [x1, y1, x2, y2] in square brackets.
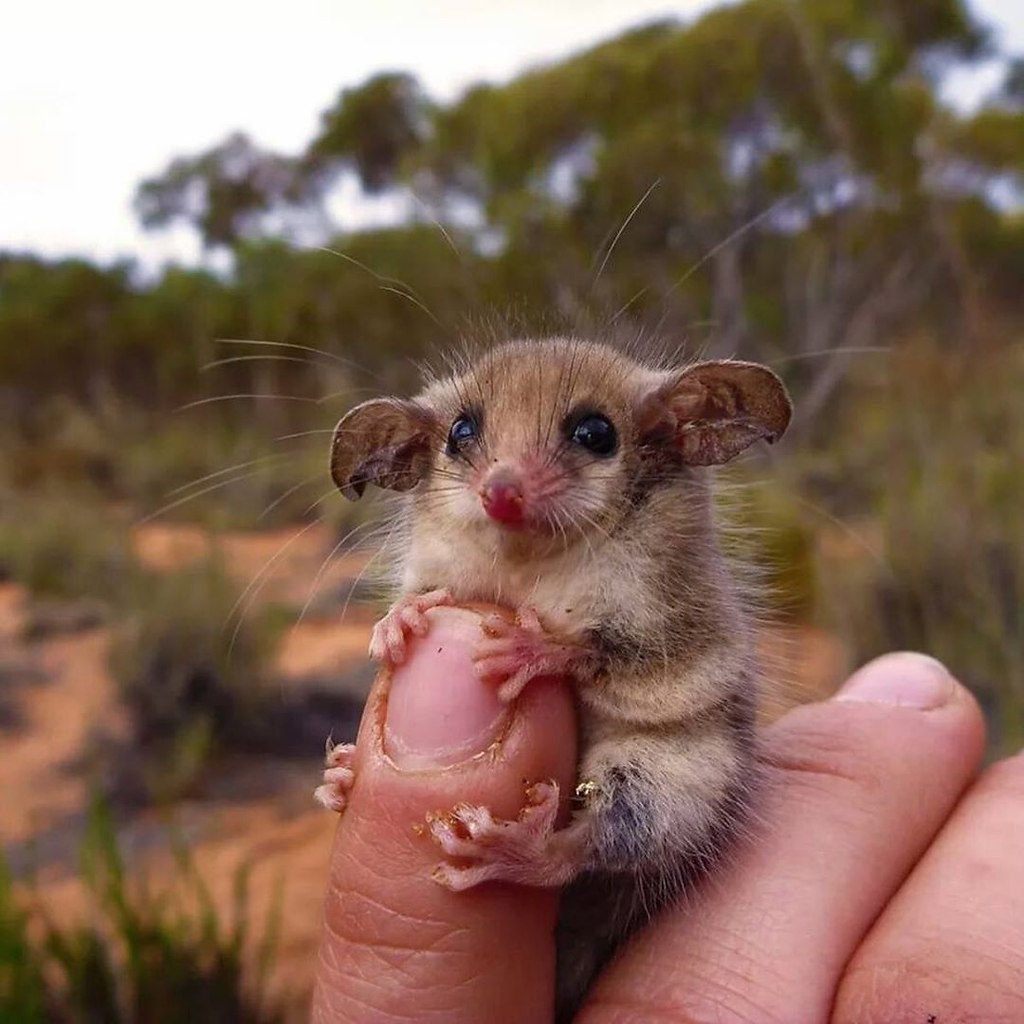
[329, 339, 792, 549]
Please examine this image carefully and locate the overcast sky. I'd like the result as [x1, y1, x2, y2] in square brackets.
[2, 0, 1021, 269]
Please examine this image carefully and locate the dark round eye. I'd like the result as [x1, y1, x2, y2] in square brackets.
[446, 414, 478, 455]
[570, 414, 617, 456]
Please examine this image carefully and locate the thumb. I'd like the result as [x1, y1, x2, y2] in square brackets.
[312, 604, 578, 1024]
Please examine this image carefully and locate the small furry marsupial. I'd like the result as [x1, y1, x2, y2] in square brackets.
[315, 336, 792, 1019]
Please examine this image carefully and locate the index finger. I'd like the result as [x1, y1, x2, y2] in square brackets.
[312, 605, 578, 1024]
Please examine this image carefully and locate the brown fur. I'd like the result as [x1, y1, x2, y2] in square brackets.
[329, 336, 792, 1018]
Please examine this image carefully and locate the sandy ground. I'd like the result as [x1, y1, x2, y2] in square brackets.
[1, 520, 845, 1017]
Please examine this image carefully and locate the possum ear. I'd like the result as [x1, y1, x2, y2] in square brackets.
[330, 398, 436, 500]
[642, 361, 792, 466]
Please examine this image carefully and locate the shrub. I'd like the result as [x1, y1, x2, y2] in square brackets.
[117, 415, 338, 530]
[811, 339, 1024, 754]
[108, 558, 284, 801]
[0, 488, 133, 605]
[0, 795, 284, 1023]
[0, 858, 48, 1021]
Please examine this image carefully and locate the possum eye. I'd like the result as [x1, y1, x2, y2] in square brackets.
[446, 413, 479, 455]
[569, 413, 617, 456]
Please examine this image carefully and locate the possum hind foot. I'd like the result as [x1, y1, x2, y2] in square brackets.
[427, 780, 590, 890]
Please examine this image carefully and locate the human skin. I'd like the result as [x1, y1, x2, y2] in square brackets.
[311, 605, 1024, 1023]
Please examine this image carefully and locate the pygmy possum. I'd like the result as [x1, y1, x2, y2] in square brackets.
[314, 336, 792, 1019]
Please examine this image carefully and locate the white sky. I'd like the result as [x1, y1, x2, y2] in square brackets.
[2, 0, 1021, 270]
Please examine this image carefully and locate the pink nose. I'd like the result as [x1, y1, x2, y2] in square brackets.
[481, 478, 525, 527]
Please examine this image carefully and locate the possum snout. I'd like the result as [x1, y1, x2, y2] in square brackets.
[479, 469, 526, 528]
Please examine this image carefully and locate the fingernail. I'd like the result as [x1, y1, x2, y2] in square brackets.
[836, 652, 955, 709]
[384, 606, 508, 770]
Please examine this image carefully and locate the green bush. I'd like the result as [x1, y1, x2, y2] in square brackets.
[0, 489, 133, 604]
[0, 795, 284, 1024]
[1, 386, 348, 532]
[108, 558, 284, 801]
[811, 340, 1024, 754]
[0, 858, 48, 1020]
[118, 415, 339, 530]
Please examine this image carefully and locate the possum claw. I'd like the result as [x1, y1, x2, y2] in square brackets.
[369, 589, 454, 665]
[473, 608, 596, 701]
[314, 741, 357, 814]
[426, 780, 590, 889]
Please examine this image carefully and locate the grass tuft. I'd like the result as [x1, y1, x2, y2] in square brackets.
[1, 793, 285, 1023]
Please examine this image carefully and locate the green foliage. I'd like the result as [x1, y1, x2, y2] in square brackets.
[0, 858, 48, 1021]
[109, 558, 283, 801]
[813, 340, 1024, 753]
[0, 796, 284, 1023]
[0, 489, 133, 604]
[1, 0, 1015, 426]
[306, 72, 432, 194]
[134, 133, 300, 251]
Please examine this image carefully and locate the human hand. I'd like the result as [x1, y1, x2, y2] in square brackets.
[311, 604, 1023, 1022]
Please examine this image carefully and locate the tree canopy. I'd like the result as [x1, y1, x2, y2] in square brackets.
[2, 0, 1022, 418]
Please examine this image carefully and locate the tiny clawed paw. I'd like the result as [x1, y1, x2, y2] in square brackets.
[369, 590, 453, 664]
[480, 612, 514, 639]
[431, 862, 482, 891]
[481, 607, 545, 640]
[426, 809, 483, 859]
[399, 605, 430, 637]
[524, 779, 558, 808]
[472, 650, 520, 677]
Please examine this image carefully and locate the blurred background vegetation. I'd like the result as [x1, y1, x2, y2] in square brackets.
[2, 0, 1023, 1017]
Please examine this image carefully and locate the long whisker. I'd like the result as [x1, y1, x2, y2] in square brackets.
[336, 513, 403, 625]
[769, 346, 890, 366]
[609, 285, 652, 325]
[225, 515, 326, 656]
[136, 465, 279, 525]
[215, 338, 372, 376]
[410, 193, 462, 260]
[259, 471, 325, 522]
[592, 178, 662, 292]
[314, 245, 447, 328]
[315, 386, 393, 405]
[201, 354, 323, 372]
[378, 285, 447, 329]
[165, 454, 289, 498]
[662, 193, 794, 305]
[274, 428, 338, 441]
[314, 246, 411, 291]
[176, 394, 318, 413]
[293, 517, 381, 630]
[789, 493, 889, 570]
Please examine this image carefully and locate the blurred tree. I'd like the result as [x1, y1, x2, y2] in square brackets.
[302, 71, 433, 194]
[134, 133, 306, 250]
[0, 0, 1020, 421]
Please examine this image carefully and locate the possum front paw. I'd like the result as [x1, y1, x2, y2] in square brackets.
[368, 588, 454, 665]
[426, 780, 590, 890]
[313, 739, 357, 814]
[473, 608, 598, 702]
